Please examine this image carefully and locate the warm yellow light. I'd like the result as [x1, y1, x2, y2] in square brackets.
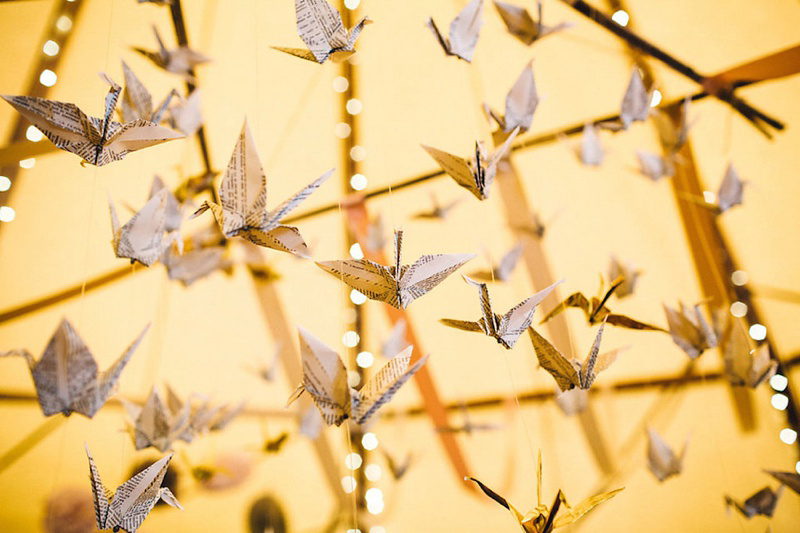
[749, 324, 767, 341]
[611, 10, 629, 26]
[56, 15, 72, 32]
[0, 206, 16, 222]
[39, 69, 57, 87]
[350, 145, 366, 162]
[365, 464, 382, 481]
[356, 351, 374, 368]
[729, 301, 747, 318]
[770, 374, 788, 391]
[346, 98, 363, 115]
[345, 453, 362, 470]
[367, 498, 384, 515]
[341, 476, 357, 493]
[334, 122, 351, 138]
[650, 89, 662, 107]
[350, 289, 367, 305]
[43, 40, 60, 56]
[362, 432, 378, 450]
[731, 270, 748, 286]
[333, 76, 349, 93]
[350, 174, 367, 190]
[772, 394, 789, 411]
[780, 428, 797, 445]
[350, 243, 364, 259]
[26, 126, 43, 142]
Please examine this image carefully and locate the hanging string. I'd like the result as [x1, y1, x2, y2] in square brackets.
[253, 0, 261, 143]
[461, 33, 547, 473]
[263, 68, 325, 175]
[500, 350, 540, 472]
[344, 422, 359, 532]
[334, 114, 359, 531]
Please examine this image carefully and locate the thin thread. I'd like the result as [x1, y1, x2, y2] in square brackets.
[47, 417, 70, 514]
[263, 68, 325, 175]
[501, 351, 539, 470]
[344, 423, 359, 531]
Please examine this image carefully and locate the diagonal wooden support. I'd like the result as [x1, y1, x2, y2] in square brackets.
[703, 44, 800, 91]
[343, 201, 473, 487]
[168, 0, 216, 202]
[0, 0, 87, 212]
[660, 106, 770, 433]
[494, 146, 616, 475]
[0, 141, 59, 168]
[249, 271, 347, 509]
[605, 0, 758, 433]
[283, 47, 798, 227]
[560, 0, 787, 137]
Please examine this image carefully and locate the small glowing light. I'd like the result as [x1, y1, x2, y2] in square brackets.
[43, 40, 60, 56]
[650, 89, 662, 107]
[345, 453, 363, 470]
[362, 432, 378, 450]
[56, 15, 72, 32]
[356, 351, 374, 368]
[370, 527, 386, 533]
[770, 374, 788, 392]
[333, 76, 349, 93]
[0, 176, 10, 192]
[334, 122, 351, 138]
[749, 324, 767, 341]
[731, 270, 748, 286]
[611, 10, 629, 26]
[350, 173, 367, 190]
[26, 126, 43, 142]
[365, 463, 382, 481]
[0, 206, 16, 222]
[367, 498, 385, 515]
[348, 370, 361, 388]
[346, 98, 363, 115]
[702, 190, 717, 204]
[730, 301, 747, 318]
[366, 487, 383, 504]
[350, 242, 364, 259]
[796, 461, 800, 475]
[772, 394, 789, 411]
[39, 69, 57, 87]
[341, 476, 357, 493]
[344, 0, 361, 9]
[780, 428, 797, 445]
[350, 145, 366, 162]
[342, 330, 360, 348]
[346, 530, 362, 533]
[19, 158, 35, 169]
[350, 289, 368, 305]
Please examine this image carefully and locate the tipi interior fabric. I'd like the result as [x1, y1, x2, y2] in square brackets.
[1, 0, 800, 532]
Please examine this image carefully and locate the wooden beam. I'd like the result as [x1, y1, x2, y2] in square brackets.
[0, 0, 87, 209]
[250, 273, 347, 509]
[495, 145, 616, 475]
[560, 0, 784, 136]
[0, 265, 137, 324]
[344, 201, 473, 487]
[0, 141, 59, 168]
